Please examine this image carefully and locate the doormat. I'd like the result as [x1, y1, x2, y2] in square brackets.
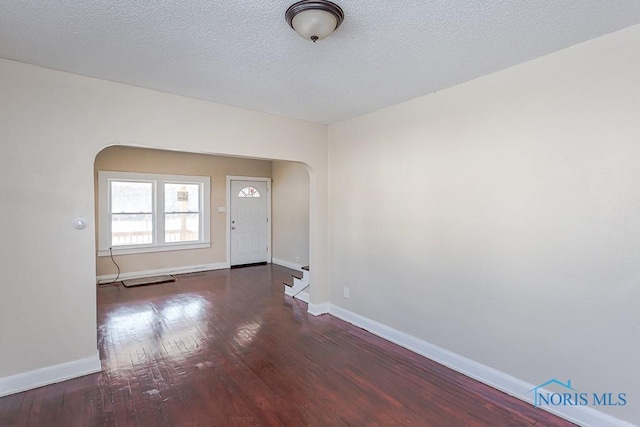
[230, 262, 268, 269]
[122, 275, 176, 288]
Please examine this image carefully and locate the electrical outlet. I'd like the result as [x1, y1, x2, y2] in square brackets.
[295, 256, 299, 263]
[343, 287, 350, 299]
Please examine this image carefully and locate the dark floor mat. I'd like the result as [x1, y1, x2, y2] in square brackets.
[122, 275, 176, 288]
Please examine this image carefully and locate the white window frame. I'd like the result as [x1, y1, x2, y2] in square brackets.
[98, 171, 211, 256]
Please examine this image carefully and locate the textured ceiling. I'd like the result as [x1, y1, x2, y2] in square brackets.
[1, 1, 640, 124]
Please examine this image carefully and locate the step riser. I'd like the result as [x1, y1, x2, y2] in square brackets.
[293, 276, 309, 287]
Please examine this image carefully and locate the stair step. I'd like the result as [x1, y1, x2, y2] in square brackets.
[302, 265, 309, 271]
[283, 281, 293, 288]
[292, 273, 303, 280]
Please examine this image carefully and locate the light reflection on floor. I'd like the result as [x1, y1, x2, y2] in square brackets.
[99, 294, 209, 375]
[233, 320, 263, 348]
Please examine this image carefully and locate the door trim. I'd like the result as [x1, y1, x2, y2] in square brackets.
[226, 176, 272, 267]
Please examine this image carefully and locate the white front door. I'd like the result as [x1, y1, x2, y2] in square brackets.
[230, 180, 268, 266]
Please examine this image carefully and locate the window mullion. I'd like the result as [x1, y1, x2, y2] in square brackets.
[107, 179, 113, 248]
[199, 183, 205, 242]
[156, 180, 164, 244]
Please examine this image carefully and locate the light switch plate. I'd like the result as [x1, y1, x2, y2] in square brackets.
[217, 207, 226, 213]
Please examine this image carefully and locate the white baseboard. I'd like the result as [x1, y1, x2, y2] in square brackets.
[307, 302, 330, 316]
[97, 262, 229, 284]
[284, 287, 310, 303]
[327, 304, 635, 427]
[271, 257, 304, 272]
[294, 291, 310, 303]
[0, 352, 102, 398]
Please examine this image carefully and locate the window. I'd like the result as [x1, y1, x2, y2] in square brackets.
[238, 186, 261, 198]
[164, 183, 201, 243]
[110, 181, 153, 246]
[98, 171, 210, 256]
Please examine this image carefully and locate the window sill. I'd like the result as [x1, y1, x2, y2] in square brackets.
[97, 242, 211, 257]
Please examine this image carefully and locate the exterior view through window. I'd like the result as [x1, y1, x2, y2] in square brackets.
[98, 171, 210, 255]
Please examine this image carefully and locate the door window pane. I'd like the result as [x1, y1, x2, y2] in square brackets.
[238, 186, 261, 198]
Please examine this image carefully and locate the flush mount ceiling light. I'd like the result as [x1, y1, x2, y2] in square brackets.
[285, 0, 344, 43]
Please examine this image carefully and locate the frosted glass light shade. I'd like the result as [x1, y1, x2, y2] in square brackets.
[291, 9, 338, 42]
[285, 1, 344, 43]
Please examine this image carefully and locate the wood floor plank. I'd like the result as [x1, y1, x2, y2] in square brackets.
[0, 265, 576, 426]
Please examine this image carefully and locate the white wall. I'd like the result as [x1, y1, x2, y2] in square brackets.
[0, 58, 328, 381]
[272, 161, 310, 267]
[328, 25, 640, 424]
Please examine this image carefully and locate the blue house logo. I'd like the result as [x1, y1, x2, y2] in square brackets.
[529, 379, 577, 407]
[529, 379, 626, 408]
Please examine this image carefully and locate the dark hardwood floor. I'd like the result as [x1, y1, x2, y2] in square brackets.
[0, 265, 575, 426]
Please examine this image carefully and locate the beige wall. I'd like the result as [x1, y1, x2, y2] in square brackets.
[328, 24, 640, 424]
[0, 58, 328, 381]
[94, 146, 272, 276]
[272, 161, 310, 267]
